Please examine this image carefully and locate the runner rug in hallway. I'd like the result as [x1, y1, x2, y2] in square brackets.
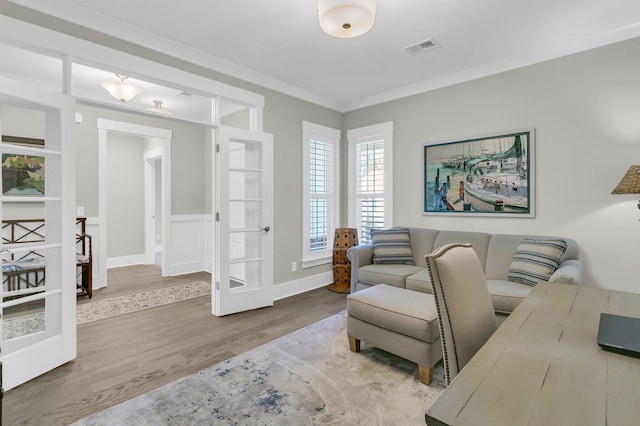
[76, 280, 211, 324]
[3, 281, 212, 340]
[73, 311, 445, 425]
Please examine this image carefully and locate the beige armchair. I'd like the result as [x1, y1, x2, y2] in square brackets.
[426, 243, 497, 385]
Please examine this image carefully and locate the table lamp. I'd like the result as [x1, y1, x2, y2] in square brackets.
[612, 165, 640, 210]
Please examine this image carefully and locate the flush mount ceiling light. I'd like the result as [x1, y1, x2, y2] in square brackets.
[144, 99, 173, 116]
[100, 74, 142, 102]
[318, 0, 377, 38]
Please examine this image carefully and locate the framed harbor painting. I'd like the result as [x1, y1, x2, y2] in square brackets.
[423, 129, 534, 216]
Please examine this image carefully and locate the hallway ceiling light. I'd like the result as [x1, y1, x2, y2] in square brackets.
[318, 0, 377, 38]
[144, 99, 173, 116]
[101, 74, 142, 102]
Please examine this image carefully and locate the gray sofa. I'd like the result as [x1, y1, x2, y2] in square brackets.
[347, 227, 583, 314]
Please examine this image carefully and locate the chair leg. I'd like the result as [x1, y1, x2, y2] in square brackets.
[418, 365, 434, 385]
[348, 335, 361, 352]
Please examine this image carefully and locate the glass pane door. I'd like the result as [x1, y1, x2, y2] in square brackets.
[0, 75, 76, 390]
[214, 126, 273, 316]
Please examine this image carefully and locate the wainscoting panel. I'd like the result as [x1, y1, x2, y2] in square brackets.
[168, 215, 209, 276]
[204, 216, 214, 274]
[85, 218, 104, 289]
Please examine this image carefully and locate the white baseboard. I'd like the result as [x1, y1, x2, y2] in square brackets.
[272, 271, 334, 301]
[104, 252, 333, 304]
[107, 254, 146, 269]
[169, 261, 205, 276]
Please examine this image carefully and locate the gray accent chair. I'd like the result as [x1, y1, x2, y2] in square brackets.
[426, 243, 498, 385]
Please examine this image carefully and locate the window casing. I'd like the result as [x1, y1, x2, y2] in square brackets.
[348, 122, 393, 245]
[302, 121, 340, 267]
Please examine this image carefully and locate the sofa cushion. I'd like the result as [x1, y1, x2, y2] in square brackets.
[358, 264, 424, 288]
[487, 279, 533, 314]
[371, 227, 415, 265]
[407, 228, 440, 267]
[347, 284, 440, 343]
[485, 234, 579, 280]
[432, 230, 492, 271]
[507, 239, 567, 286]
[405, 269, 433, 293]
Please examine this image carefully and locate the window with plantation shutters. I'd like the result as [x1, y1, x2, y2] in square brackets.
[302, 121, 340, 267]
[355, 138, 385, 244]
[348, 122, 393, 244]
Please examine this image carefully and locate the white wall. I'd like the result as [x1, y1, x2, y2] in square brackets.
[344, 37, 640, 293]
[106, 132, 145, 258]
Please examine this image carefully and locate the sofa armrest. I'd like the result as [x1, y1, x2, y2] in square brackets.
[549, 259, 584, 285]
[347, 245, 374, 293]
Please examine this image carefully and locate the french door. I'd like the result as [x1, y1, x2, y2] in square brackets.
[0, 76, 76, 390]
[214, 126, 273, 316]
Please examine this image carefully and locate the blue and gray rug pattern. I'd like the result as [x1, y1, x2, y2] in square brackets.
[74, 312, 445, 425]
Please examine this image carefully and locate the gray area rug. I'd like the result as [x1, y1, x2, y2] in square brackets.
[74, 311, 445, 425]
[77, 281, 211, 324]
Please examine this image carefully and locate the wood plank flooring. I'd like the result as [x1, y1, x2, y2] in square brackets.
[4, 265, 347, 425]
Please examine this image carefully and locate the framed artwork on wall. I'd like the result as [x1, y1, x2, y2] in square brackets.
[2, 153, 45, 195]
[1, 136, 46, 195]
[423, 129, 534, 217]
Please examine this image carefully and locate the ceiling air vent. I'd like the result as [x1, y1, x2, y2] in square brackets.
[403, 38, 440, 56]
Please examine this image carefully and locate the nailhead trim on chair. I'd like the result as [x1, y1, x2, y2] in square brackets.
[426, 243, 471, 386]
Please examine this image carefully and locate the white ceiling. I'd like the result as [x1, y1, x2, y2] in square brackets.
[7, 0, 640, 112]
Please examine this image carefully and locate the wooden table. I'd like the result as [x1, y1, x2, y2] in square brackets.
[425, 282, 640, 426]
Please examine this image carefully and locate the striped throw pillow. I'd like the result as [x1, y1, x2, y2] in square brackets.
[507, 239, 567, 286]
[371, 227, 415, 265]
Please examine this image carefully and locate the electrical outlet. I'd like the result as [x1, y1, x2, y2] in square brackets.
[292, 262, 297, 272]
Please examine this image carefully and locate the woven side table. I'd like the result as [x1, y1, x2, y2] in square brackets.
[328, 228, 358, 293]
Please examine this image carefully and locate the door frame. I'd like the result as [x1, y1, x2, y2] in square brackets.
[97, 119, 172, 284]
[144, 148, 162, 265]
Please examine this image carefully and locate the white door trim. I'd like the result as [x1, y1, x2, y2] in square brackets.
[97, 119, 172, 284]
[144, 148, 162, 265]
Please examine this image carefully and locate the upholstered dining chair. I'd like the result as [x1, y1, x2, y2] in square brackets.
[426, 242, 497, 386]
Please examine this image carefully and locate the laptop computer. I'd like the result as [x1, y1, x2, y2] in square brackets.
[597, 313, 640, 358]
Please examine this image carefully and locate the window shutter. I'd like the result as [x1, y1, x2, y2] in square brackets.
[356, 139, 385, 244]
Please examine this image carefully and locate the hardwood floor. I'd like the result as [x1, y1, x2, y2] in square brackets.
[4, 265, 347, 425]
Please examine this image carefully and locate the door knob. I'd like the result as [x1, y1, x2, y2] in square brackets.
[262, 226, 270, 232]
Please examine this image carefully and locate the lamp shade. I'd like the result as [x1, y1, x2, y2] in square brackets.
[612, 165, 640, 194]
[318, 0, 377, 38]
[101, 74, 142, 102]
